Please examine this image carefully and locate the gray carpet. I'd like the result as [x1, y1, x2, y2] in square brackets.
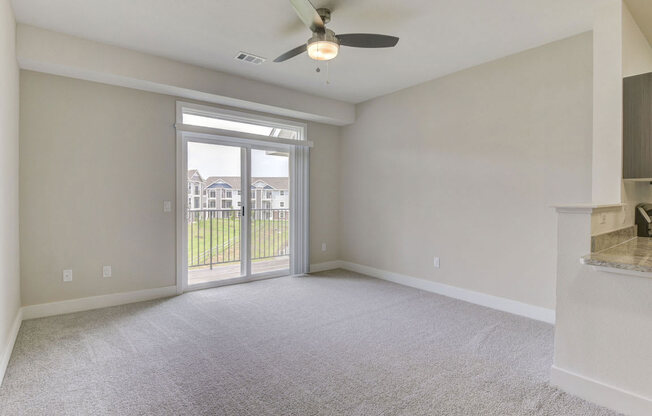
[0, 269, 619, 415]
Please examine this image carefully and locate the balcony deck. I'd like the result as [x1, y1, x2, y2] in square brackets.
[188, 256, 290, 285]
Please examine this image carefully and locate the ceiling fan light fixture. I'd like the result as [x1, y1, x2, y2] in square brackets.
[273, 1, 399, 63]
[307, 40, 339, 61]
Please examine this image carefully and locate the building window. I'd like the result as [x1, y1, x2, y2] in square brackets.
[265, 191, 272, 199]
[226, 190, 232, 198]
[237, 201, 242, 207]
[222, 200, 232, 209]
[209, 190, 216, 198]
[280, 191, 285, 196]
[251, 190, 255, 199]
[194, 197, 200, 208]
[280, 202, 285, 207]
[209, 200, 216, 208]
[237, 190, 241, 196]
[194, 185, 200, 194]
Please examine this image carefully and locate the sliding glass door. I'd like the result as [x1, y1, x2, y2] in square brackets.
[186, 141, 245, 287]
[250, 148, 290, 275]
[184, 139, 291, 289]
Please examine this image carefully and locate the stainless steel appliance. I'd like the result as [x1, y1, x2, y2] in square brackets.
[635, 203, 652, 237]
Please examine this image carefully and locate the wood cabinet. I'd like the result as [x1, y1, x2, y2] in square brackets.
[624, 72, 652, 179]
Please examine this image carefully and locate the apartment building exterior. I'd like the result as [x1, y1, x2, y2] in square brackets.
[187, 170, 288, 218]
[187, 169, 205, 210]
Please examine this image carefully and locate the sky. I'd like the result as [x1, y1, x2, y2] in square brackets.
[188, 142, 288, 178]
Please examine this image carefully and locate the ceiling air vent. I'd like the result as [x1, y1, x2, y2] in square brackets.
[235, 51, 266, 65]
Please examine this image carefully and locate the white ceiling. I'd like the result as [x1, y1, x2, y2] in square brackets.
[12, 0, 601, 103]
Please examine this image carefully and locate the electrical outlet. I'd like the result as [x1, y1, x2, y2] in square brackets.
[321, 242, 327, 252]
[434, 257, 440, 269]
[163, 201, 172, 213]
[103, 265, 112, 278]
[63, 269, 73, 282]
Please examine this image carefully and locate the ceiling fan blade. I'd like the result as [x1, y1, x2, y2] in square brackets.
[336, 33, 399, 48]
[289, 0, 325, 33]
[274, 44, 308, 62]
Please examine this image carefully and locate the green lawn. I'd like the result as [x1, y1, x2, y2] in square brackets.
[188, 216, 289, 268]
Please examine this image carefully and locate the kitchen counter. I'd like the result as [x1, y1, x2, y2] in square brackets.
[581, 237, 652, 274]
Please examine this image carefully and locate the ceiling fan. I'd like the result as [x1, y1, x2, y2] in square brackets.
[274, 0, 399, 63]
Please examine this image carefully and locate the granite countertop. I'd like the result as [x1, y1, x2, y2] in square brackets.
[581, 237, 652, 273]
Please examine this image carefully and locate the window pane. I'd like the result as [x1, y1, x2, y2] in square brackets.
[183, 113, 298, 140]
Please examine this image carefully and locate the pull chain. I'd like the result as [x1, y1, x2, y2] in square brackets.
[326, 61, 330, 85]
[315, 63, 331, 85]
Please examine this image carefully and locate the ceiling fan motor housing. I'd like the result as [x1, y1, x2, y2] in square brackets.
[308, 29, 339, 47]
[315, 8, 331, 25]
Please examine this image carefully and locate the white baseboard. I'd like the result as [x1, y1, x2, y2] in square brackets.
[22, 286, 178, 320]
[309, 260, 344, 273]
[551, 365, 652, 416]
[334, 261, 555, 324]
[0, 308, 23, 386]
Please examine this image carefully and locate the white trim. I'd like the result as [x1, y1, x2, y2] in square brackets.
[0, 308, 22, 386]
[243, 146, 251, 278]
[551, 365, 652, 416]
[185, 270, 289, 292]
[176, 129, 186, 294]
[310, 260, 344, 273]
[328, 261, 555, 324]
[22, 286, 178, 320]
[175, 124, 313, 148]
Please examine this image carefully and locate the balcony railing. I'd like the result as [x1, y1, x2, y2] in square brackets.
[188, 208, 289, 269]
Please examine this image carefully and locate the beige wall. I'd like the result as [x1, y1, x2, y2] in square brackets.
[19, 71, 340, 306]
[20, 71, 177, 305]
[592, 0, 624, 204]
[0, 0, 21, 376]
[339, 33, 593, 310]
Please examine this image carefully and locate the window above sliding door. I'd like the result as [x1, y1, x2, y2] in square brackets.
[177, 102, 307, 143]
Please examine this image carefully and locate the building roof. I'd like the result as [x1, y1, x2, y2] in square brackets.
[187, 169, 203, 182]
[198, 173, 288, 190]
[204, 176, 241, 189]
[251, 177, 288, 190]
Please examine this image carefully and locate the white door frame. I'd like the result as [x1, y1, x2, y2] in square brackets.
[176, 130, 309, 294]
